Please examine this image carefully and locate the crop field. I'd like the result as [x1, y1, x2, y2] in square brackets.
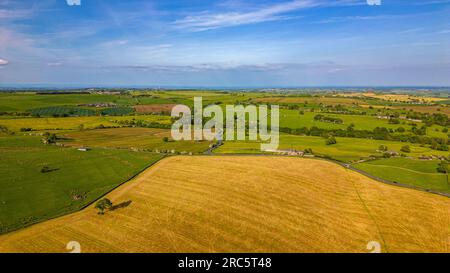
[338, 92, 448, 103]
[392, 105, 450, 115]
[61, 128, 211, 153]
[29, 106, 97, 117]
[0, 136, 163, 233]
[100, 107, 135, 116]
[0, 156, 448, 253]
[0, 115, 172, 132]
[253, 96, 363, 106]
[134, 104, 177, 113]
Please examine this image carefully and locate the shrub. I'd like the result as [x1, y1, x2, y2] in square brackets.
[40, 166, 51, 173]
[378, 145, 388, 152]
[400, 145, 411, 153]
[325, 136, 337, 145]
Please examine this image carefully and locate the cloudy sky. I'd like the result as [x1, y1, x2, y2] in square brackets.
[0, 0, 449, 87]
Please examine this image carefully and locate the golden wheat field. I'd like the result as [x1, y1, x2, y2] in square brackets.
[0, 156, 449, 253]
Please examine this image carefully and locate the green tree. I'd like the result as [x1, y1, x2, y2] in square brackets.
[325, 136, 337, 145]
[378, 145, 388, 152]
[95, 198, 113, 215]
[42, 132, 57, 144]
[400, 145, 411, 153]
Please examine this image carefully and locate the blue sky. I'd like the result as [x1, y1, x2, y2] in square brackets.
[0, 0, 449, 87]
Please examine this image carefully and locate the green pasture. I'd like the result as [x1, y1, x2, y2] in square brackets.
[0, 115, 172, 132]
[215, 134, 450, 162]
[280, 109, 416, 131]
[354, 158, 450, 193]
[0, 136, 163, 233]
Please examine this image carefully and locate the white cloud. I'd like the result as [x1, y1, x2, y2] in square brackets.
[104, 62, 346, 73]
[317, 14, 409, 24]
[0, 58, 9, 65]
[173, 0, 319, 31]
[47, 62, 63, 66]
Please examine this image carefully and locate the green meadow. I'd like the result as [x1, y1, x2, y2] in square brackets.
[0, 136, 163, 233]
[215, 134, 450, 162]
[0, 115, 172, 132]
[355, 158, 450, 193]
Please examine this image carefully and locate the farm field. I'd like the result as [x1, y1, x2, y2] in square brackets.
[0, 156, 448, 253]
[1, 89, 450, 253]
[253, 96, 363, 106]
[0, 93, 127, 112]
[280, 109, 418, 131]
[0, 135, 163, 234]
[215, 134, 450, 162]
[61, 128, 211, 153]
[337, 92, 448, 103]
[354, 158, 450, 193]
[134, 104, 177, 113]
[0, 115, 172, 132]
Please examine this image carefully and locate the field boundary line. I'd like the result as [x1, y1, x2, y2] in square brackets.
[346, 169, 389, 253]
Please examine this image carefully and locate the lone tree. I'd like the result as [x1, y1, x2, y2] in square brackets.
[42, 132, 57, 144]
[95, 198, 112, 215]
[378, 145, 388, 152]
[325, 136, 337, 145]
[400, 145, 411, 153]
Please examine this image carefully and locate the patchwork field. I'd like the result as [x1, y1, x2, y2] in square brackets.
[134, 104, 177, 113]
[253, 96, 362, 106]
[0, 115, 172, 132]
[0, 156, 448, 253]
[215, 134, 450, 162]
[338, 92, 447, 103]
[280, 109, 418, 131]
[61, 128, 211, 153]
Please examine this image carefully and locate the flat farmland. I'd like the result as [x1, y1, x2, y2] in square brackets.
[0, 156, 448, 253]
[355, 158, 450, 193]
[0, 93, 129, 112]
[134, 104, 177, 113]
[253, 96, 363, 106]
[61, 127, 211, 153]
[0, 115, 171, 132]
[280, 110, 417, 131]
[215, 134, 450, 162]
[0, 136, 163, 233]
[338, 92, 447, 103]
